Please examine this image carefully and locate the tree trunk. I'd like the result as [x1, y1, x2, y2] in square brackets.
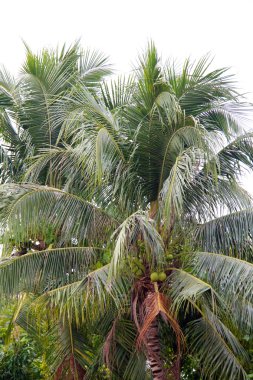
[146, 201, 178, 380]
[146, 318, 168, 380]
[55, 356, 85, 380]
[143, 291, 168, 380]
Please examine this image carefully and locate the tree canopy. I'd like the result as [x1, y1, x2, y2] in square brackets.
[0, 42, 253, 380]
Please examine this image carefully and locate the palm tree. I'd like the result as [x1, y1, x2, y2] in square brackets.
[0, 41, 112, 184]
[1, 43, 253, 379]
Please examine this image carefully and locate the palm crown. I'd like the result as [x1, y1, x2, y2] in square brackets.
[0, 42, 253, 380]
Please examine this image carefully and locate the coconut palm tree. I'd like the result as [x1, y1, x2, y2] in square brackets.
[0, 43, 253, 379]
[0, 41, 112, 184]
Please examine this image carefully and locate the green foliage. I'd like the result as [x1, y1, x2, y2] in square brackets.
[180, 355, 202, 379]
[0, 303, 13, 345]
[0, 302, 46, 380]
[0, 337, 43, 380]
[0, 42, 253, 380]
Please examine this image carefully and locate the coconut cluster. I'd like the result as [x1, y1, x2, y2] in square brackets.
[150, 272, 167, 282]
[130, 257, 145, 277]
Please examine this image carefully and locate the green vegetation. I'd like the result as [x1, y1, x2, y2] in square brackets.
[0, 42, 253, 379]
[0, 303, 46, 379]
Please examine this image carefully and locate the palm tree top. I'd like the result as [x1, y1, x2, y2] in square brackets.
[0, 42, 253, 380]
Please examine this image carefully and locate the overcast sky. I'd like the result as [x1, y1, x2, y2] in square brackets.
[1, 0, 253, 189]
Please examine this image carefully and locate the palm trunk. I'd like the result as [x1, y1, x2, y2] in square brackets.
[146, 318, 168, 380]
[146, 319, 180, 380]
[55, 356, 85, 380]
[146, 201, 177, 380]
[144, 291, 167, 380]
[146, 202, 167, 379]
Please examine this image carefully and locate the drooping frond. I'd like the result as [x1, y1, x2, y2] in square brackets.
[3, 293, 27, 344]
[195, 209, 253, 255]
[49, 320, 93, 378]
[111, 211, 165, 272]
[199, 101, 250, 137]
[183, 175, 252, 222]
[57, 87, 121, 142]
[170, 265, 253, 335]
[160, 147, 205, 224]
[158, 124, 214, 192]
[0, 66, 20, 108]
[170, 269, 219, 314]
[189, 252, 253, 305]
[216, 131, 253, 178]
[0, 247, 101, 296]
[1, 184, 116, 246]
[15, 297, 93, 377]
[38, 263, 130, 325]
[136, 291, 184, 380]
[137, 291, 183, 350]
[187, 309, 248, 379]
[0, 144, 14, 183]
[101, 317, 148, 380]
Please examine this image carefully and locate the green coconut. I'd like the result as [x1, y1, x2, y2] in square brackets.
[132, 265, 139, 274]
[166, 254, 174, 260]
[132, 258, 145, 271]
[150, 272, 159, 282]
[158, 272, 167, 282]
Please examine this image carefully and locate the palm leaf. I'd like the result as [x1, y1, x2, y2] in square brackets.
[195, 209, 253, 255]
[111, 211, 165, 272]
[0, 247, 102, 296]
[1, 184, 116, 246]
[187, 308, 248, 379]
[189, 252, 253, 305]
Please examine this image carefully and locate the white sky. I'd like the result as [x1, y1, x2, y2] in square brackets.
[1, 0, 253, 190]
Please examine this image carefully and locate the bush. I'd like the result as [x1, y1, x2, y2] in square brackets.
[0, 336, 43, 380]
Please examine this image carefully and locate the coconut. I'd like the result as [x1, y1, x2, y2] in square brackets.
[150, 272, 159, 282]
[132, 265, 139, 274]
[158, 272, 167, 282]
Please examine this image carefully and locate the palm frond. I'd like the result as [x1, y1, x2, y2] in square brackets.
[0, 66, 20, 108]
[158, 125, 213, 192]
[216, 131, 253, 178]
[1, 184, 116, 246]
[79, 48, 112, 85]
[160, 147, 205, 225]
[100, 75, 135, 111]
[187, 309, 248, 379]
[48, 319, 93, 377]
[111, 211, 165, 272]
[137, 291, 183, 350]
[15, 296, 93, 377]
[37, 263, 130, 326]
[189, 252, 253, 305]
[195, 209, 253, 255]
[0, 247, 102, 296]
[183, 175, 252, 222]
[170, 269, 219, 314]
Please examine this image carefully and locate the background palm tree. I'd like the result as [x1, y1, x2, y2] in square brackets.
[0, 43, 253, 379]
[0, 41, 112, 184]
